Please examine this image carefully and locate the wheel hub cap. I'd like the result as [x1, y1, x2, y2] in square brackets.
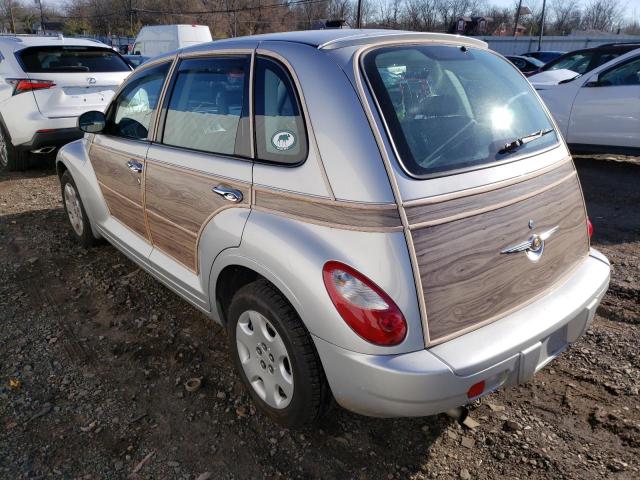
[236, 310, 294, 409]
[64, 183, 84, 236]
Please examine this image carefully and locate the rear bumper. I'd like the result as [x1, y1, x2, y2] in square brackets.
[314, 248, 610, 418]
[16, 128, 84, 154]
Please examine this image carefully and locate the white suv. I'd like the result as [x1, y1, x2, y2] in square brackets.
[0, 35, 132, 170]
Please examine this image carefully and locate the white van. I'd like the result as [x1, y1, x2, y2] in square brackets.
[132, 25, 212, 57]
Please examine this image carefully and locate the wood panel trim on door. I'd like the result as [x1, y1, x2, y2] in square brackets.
[99, 182, 149, 240]
[144, 159, 251, 272]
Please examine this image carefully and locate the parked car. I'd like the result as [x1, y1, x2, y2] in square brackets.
[533, 50, 640, 155]
[505, 55, 545, 76]
[522, 50, 565, 64]
[0, 35, 132, 171]
[132, 24, 212, 57]
[536, 43, 640, 77]
[123, 54, 150, 68]
[56, 30, 610, 427]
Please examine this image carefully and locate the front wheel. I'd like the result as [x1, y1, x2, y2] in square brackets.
[60, 171, 96, 248]
[227, 279, 331, 428]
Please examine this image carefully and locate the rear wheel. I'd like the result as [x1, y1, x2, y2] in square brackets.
[227, 279, 331, 428]
[0, 123, 26, 172]
[60, 171, 96, 248]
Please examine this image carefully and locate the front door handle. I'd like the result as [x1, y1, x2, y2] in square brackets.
[212, 184, 243, 203]
[126, 160, 143, 173]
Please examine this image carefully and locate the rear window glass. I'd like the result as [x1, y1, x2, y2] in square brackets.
[364, 45, 558, 178]
[18, 46, 130, 73]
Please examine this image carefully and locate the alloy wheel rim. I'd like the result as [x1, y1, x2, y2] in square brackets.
[235, 310, 294, 409]
[0, 129, 8, 169]
[64, 183, 84, 236]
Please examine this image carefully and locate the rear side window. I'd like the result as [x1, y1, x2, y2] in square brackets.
[254, 56, 307, 164]
[107, 62, 170, 140]
[17, 46, 130, 73]
[364, 45, 558, 178]
[162, 56, 251, 157]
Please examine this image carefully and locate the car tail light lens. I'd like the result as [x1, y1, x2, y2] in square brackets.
[7, 79, 55, 95]
[587, 217, 593, 239]
[467, 380, 486, 399]
[322, 261, 407, 346]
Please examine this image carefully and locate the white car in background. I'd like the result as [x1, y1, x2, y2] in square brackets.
[531, 49, 640, 155]
[0, 35, 132, 171]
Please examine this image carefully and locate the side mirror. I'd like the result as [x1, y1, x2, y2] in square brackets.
[78, 110, 106, 133]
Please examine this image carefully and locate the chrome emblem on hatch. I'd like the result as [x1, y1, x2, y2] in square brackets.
[87, 77, 97, 84]
[501, 225, 559, 262]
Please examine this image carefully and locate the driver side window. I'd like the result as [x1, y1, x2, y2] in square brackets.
[599, 57, 640, 86]
[107, 62, 170, 140]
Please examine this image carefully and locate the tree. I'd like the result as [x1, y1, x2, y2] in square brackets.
[581, 0, 623, 32]
[548, 0, 581, 35]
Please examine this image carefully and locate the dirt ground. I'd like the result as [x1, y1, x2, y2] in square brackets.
[0, 156, 638, 480]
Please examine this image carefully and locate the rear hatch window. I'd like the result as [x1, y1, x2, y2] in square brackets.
[363, 45, 558, 178]
[17, 46, 130, 73]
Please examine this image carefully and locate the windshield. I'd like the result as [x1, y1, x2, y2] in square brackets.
[18, 46, 131, 73]
[364, 45, 558, 177]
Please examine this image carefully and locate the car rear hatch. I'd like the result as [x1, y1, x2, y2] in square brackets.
[362, 43, 590, 346]
[15, 45, 131, 118]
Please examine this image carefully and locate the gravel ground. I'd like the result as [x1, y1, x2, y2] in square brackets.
[0, 157, 638, 480]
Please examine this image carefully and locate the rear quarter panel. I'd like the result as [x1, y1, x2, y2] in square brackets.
[210, 210, 425, 355]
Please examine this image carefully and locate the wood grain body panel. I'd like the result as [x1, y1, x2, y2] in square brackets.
[412, 175, 589, 344]
[254, 188, 402, 231]
[90, 143, 143, 205]
[145, 161, 251, 233]
[146, 212, 197, 270]
[144, 160, 251, 272]
[100, 183, 149, 240]
[405, 160, 575, 227]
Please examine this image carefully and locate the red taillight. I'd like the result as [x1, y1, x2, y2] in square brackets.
[467, 380, 486, 399]
[322, 261, 407, 346]
[587, 217, 594, 239]
[8, 79, 55, 95]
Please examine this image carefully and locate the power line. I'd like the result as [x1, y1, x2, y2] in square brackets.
[57, 0, 329, 20]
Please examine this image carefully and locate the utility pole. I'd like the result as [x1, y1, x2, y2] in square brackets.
[537, 0, 546, 51]
[9, 1, 16, 33]
[129, 0, 133, 37]
[36, 0, 46, 35]
[512, 0, 522, 37]
[356, 0, 362, 28]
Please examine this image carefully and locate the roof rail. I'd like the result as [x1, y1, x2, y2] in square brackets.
[318, 31, 488, 51]
[597, 41, 640, 48]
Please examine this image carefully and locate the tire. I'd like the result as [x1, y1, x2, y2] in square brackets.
[227, 279, 332, 428]
[60, 171, 96, 248]
[0, 123, 27, 171]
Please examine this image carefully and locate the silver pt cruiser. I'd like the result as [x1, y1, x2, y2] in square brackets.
[56, 30, 611, 427]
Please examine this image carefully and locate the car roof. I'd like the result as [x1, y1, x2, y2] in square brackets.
[0, 35, 113, 52]
[180, 29, 488, 54]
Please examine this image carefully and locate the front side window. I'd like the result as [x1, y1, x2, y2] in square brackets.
[254, 56, 307, 164]
[162, 56, 250, 157]
[18, 46, 130, 73]
[364, 45, 558, 178]
[108, 62, 170, 140]
[547, 52, 592, 73]
[599, 57, 640, 86]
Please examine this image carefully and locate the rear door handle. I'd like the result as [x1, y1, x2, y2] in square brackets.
[212, 184, 243, 203]
[126, 160, 143, 173]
